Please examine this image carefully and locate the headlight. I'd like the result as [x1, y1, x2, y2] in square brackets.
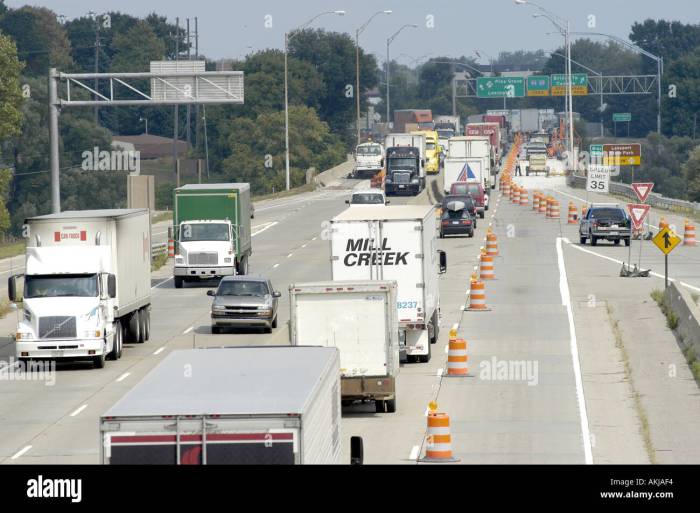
[82, 330, 101, 338]
[411, 178, 419, 184]
[175, 256, 184, 264]
[224, 257, 232, 263]
[257, 309, 272, 316]
[212, 305, 226, 312]
[15, 331, 32, 340]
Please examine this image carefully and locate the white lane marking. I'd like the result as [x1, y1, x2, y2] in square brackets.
[116, 372, 130, 383]
[312, 236, 318, 241]
[151, 276, 173, 290]
[287, 253, 293, 258]
[153, 347, 165, 355]
[436, 368, 443, 377]
[301, 243, 307, 248]
[409, 445, 420, 461]
[251, 221, 279, 237]
[70, 404, 88, 417]
[182, 326, 193, 335]
[556, 237, 593, 465]
[564, 238, 700, 293]
[11, 445, 32, 460]
[272, 263, 280, 269]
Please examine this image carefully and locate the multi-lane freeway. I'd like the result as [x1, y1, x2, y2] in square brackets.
[2, 163, 699, 465]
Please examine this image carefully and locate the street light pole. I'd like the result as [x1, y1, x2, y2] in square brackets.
[355, 10, 392, 145]
[284, 10, 346, 191]
[386, 24, 417, 126]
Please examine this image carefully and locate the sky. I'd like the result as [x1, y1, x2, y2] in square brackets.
[7, 0, 700, 64]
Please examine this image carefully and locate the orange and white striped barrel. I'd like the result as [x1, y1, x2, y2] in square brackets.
[479, 251, 495, 280]
[519, 188, 529, 207]
[424, 412, 456, 461]
[468, 274, 489, 310]
[567, 202, 577, 224]
[168, 238, 175, 258]
[447, 338, 468, 376]
[548, 200, 560, 219]
[659, 217, 669, 230]
[502, 181, 511, 197]
[511, 186, 520, 204]
[532, 192, 540, 211]
[486, 231, 499, 256]
[684, 219, 697, 245]
[538, 196, 547, 214]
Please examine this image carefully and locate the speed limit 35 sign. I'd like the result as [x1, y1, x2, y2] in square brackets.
[586, 166, 611, 193]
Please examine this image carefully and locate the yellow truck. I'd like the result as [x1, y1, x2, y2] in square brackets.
[412, 130, 441, 174]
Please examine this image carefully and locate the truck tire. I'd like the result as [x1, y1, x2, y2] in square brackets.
[237, 256, 248, 275]
[137, 308, 147, 343]
[429, 312, 439, 345]
[591, 236, 598, 246]
[212, 326, 221, 334]
[614, 238, 621, 245]
[579, 235, 587, 245]
[479, 211, 485, 219]
[108, 322, 122, 360]
[374, 400, 386, 413]
[93, 343, 106, 369]
[385, 397, 397, 413]
[174, 276, 184, 289]
[143, 309, 150, 341]
[272, 316, 277, 329]
[127, 310, 141, 344]
[624, 237, 631, 246]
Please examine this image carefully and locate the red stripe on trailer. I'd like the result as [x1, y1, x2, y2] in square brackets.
[111, 433, 294, 444]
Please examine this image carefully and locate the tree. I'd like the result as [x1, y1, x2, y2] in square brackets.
[0, 6, 73, 75]
[661, 46, 700, 137]
[682, 144, 700, 202]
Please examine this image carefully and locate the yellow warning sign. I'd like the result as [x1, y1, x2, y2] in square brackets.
[652, 227, 682, 255]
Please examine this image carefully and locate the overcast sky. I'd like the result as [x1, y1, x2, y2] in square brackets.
[7, 0, 699, 64]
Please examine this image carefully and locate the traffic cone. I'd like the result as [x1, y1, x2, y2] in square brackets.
[503, 181, 511, 197]
[684, 219, 697, 246]
[479, 248, 495, 280]
[532, 191, 540, 211]
[446, 338, 469, 377]
[168, 238, 175, 258]
[486, 228, 499, 256]
[567, 202, 577, 224]
[547, 200, 560, 219]
[420, 408, 460, 463]
[467, 273, 490, 311]
[512, 186, 520, 204]
[519, 188, 529, 207]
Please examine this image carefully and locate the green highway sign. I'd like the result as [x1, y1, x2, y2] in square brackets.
[613, 112, 632, 122]
[551, 73, 588, 96]
[477, 77, 526, 98]
[527, 75, 550, 96]
[590, 144, 603, 157]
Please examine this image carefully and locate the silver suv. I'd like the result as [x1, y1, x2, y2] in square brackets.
[579, 204, 631, 246]
[208, 276, 281, 333]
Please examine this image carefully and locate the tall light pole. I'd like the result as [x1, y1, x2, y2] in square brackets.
[386, 24, 417, 126]
[475, 48, 504, 108]
[569, 31, 663, 135]
[516, 0, 575, 171]
[356, 10, 392, 145]
[284, 10, 345, 191]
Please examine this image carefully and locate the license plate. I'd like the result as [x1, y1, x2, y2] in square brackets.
[399, 185, 405, 188]
[609, 231, 618, 236]
[452, 221, 460, 225]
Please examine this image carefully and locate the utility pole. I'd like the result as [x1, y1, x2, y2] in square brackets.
[173, 17, 180, 178]
[49, 68, 60, 213]
[195, 17, 200, 151]
[91, 12, 100, 125]
[186, 18, 192, 149]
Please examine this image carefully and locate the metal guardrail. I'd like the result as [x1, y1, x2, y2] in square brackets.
[151, 242, 168, 260]
[567, 173, 700, 213]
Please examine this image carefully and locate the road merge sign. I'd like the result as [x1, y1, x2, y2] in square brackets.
[603, 143, 641, 166]
[652, 227, 681, 255]
[627, 203, 650, 230]
[632, 182, 654, 203]
[586, 166, 611, 193]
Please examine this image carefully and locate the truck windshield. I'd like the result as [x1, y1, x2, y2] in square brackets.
[357, 145, 381, 156]
[437, 130, 454, 138]
[25, 274, 98, 298]
[352, 193, 384, 204]
[426, 143, 436, 151]
[218, 280, 269, 296]
[388, 158, 417, 170]
[181, 223, 230, 242]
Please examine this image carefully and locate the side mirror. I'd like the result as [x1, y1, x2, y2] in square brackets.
[273, 291, 281, 298]
[345, 200, 350, 205]
[8, 275, 18, 302]
[107, 274, 117, 299]
[438, 250, 447, 274]
[206, 290, 216, 297]
[385, 200, 390, 205]
[350, 436, 364, 465]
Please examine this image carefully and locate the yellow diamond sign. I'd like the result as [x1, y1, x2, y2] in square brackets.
[652, 227, 681, 255]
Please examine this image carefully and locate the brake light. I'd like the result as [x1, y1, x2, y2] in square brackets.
[441, 220, 450, 225]
[462, 220, 472, 225]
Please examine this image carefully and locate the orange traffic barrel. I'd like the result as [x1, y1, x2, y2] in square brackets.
[486, 229, 499, 256]
[168, 238, 175, 258]
[547, 199, 560, 219]
[567, 202, 577, 224]
[519, 188, 529, 207]
[468, 273, 490, 311]
[538, 195, 547, 214]
[420, 411, 459, 462]
[479, 248, 495, 280]
[684, 219, 697, 246]
[447, 338, 469, 377]
[659, 217, 669, 230]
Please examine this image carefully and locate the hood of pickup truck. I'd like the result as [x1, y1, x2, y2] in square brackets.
[212, 295, 272, 309]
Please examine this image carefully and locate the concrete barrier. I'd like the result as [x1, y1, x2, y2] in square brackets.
[664, 281, 700, 358]
[313, 154, 354, 189]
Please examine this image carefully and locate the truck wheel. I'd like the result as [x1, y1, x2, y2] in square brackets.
[237, 257, 248, 275]
[128, 310, 141, 344]
[429, 313, 439, 345]
[579, 236, 587, 245]
[374, 400, 386, 413]
[108, 322, 122, 360]
[272, 316, 277, 329]
[624, 237, 631, 246]
[417, 342, 432, 363]
[591, 236, 598, 246]
[143, 309, 150, 341]
[93, 343, 106, 369]
[212, 326, 221, 334]
[614, 239, 621, 245]
[385, 398, 397, 413]
[174, 276, 184, 289]
[479, 212, 485, 219]
[137, 308, 147, 343]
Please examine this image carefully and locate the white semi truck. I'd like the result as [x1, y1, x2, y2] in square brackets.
[100, 346, 361, 464]
[289, 280, 400, 413]
[9, 209, 152, 368]
[329, 206, 446, 363]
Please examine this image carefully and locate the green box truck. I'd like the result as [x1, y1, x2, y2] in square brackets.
[173, 184, 253, 288]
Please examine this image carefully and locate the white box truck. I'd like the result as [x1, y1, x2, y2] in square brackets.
[448, 136, 493, 189]
[329, 206, 446, 363]
[443, 157, 485, 194]
[352, 142, 385, 179]
[100, 346, 361, 464]
[9, 209, 152, 368]
[289, 280, 400, 413]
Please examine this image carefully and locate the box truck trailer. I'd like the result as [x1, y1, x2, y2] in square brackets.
[289, 280, 400, 413]
[329, 206, 446, 363]
[352, 142, 385, 179]
[173, 183, 253, 288]
[448, 136, 494, 189]
[100, 346, 361, 464]
[443, 157, 485, 195]
[9, 209, 152, 368]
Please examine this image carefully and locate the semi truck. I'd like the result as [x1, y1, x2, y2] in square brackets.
[443, 157, 485, 195]
[384, 133, 426, 195]
[100, 346, 359, 464]
[173, 183, 253, 288]
[448, 136, 494, 189]
[329, 206, 446, 363]
[289, 280, 400, 413]
[412, 130, 440, 174]
[9, 209, 152, 369]
[393, 109, 433, 133]
[352, 142, 384, 179]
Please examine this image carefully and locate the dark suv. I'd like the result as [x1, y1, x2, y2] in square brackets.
[579, 204, 631, 246]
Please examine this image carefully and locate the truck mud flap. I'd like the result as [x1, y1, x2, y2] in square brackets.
[341, 376, 395, 400]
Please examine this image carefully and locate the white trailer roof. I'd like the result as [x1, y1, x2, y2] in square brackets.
[102, 347, 338, 418]
[28, 209, 148, 221]
[176, 183, 250, 191]
[333, 205, 432, 221]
